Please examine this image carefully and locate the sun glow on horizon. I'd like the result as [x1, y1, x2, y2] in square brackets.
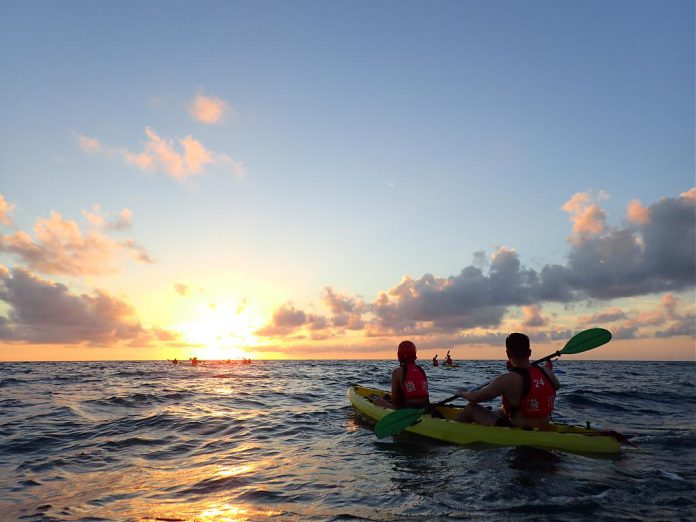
[176, 302, 263, 360]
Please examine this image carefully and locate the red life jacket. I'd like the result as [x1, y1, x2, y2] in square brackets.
[502, 366, 556, 418]
[398, 362, 429, 407]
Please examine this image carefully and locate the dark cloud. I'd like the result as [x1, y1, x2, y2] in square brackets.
[578, 293, 696, 341]
[255, 189, 695, 341]
[577, 308, 628, 325]
[323, 287, 365, 330]
[613, 325, 639, 340]
[0, 267, 178, 346]
[254, 303, 325, 337]
[548, 191, 696, 300]
[655, 319, 696, 338]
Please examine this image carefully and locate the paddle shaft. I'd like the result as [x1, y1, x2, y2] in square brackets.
[531, 350, 562, 366]
[430, 380, 489, 408]
[431, 350, 563, 408]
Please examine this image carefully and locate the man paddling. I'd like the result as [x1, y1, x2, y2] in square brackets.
[456, 333, 560, 430]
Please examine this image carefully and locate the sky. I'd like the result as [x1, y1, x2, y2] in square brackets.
[0, 0, 694, 361]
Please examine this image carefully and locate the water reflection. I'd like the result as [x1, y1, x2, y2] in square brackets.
[143, 502, 284, 522]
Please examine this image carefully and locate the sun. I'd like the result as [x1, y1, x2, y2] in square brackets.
[177, 302, 262, 360]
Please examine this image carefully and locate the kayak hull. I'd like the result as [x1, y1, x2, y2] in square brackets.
[347, 385, 620, 454]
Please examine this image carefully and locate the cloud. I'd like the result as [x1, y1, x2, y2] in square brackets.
[0, 267, 178, 346]
[0, 193, 15, 226]
[627, 199, 650, 225]
[577, 307, 628, 325]
[254, 303, 327, 337]
[76, 134, 118, 158]
[189, 94, 229, 124]
[576, 293, 694, 340]
[654, 293, 695, 338]
[369, 247, 538, 334]
[81, 205, 133, 231]
[173, 282, 205, 297]
[0, 209, 152, 276]
[79, 127, 241, 181]
[123, 127, 214, 180]
[76, 134, 104, 155]
[521, 304, 550, 328]
[255, 189, 695, 341]
[323, 287, 366, 330]
[562, 191, 608, 242]
[545, 188, 696, 300]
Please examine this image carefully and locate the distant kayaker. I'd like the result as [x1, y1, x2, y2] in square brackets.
[373, 340, 430, 410]
[455, 333, 560, 430]
[445, 351, 453, 366]
[432, 354, 439, 367]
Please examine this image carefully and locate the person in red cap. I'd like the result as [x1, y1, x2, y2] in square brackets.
[373, 340, 430, 409]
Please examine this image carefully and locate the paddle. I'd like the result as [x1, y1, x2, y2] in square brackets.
[374, 408, 424, 438]
[372, 328, 612, 439]
[531, 327, 611, 366]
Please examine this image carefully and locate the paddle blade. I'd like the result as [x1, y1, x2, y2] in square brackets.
[561, 328, 612, 355]
[374, 408, 424, 439]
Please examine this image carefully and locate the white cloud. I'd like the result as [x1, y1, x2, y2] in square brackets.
[627, 199, 650, 225]
[562, 191, 608, 242]
[123, 127, 213, 180]
[0, 193, 15, 226]
[75, 127, 242, 181]
[0, 209, 152, 276]
[188, 94, 229, 124]
[81, 205, 133, 231]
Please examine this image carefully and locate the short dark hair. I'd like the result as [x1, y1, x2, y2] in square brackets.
[505, 333, 531, 358]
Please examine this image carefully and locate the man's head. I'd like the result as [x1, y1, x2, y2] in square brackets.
[505, 333, 531, 361]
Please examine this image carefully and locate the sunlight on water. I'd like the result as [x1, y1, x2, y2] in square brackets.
[217, 464, 255, 477]
[198, 504, 284, 521]
[143, 502, 283, 522]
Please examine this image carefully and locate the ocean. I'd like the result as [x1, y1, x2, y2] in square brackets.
[0, 359, 694, 521]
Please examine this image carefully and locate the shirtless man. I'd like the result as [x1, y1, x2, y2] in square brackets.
[456, 333, 560, 430]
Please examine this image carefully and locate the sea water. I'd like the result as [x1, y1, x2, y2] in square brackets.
[0, 360, 694, 521]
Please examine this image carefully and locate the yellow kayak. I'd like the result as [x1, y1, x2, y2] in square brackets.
[348, 385, 621, 454]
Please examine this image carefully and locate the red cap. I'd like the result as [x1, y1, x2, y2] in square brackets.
[397, 340, 417, 362]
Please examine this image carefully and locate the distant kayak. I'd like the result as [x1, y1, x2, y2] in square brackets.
[347, 385, 621, 454]
[442, 363, 459, 368]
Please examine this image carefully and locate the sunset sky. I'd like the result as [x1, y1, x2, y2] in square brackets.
[1, 1, 694, 362]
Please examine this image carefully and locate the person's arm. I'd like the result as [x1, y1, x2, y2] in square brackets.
[391, 367, 402, 403]
[543, 361, 561, 390]
[547, 369, 561, 390]
[457, 375, 508, 404]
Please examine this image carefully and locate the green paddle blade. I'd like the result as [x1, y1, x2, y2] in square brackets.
[374, 408, 425, 439]
[561, 328, 612, 355]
